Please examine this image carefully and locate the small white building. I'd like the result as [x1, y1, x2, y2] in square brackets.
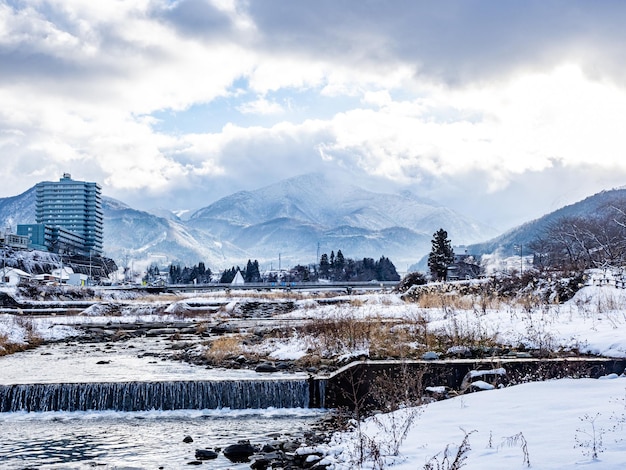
[231, 270, 245, 285]
[1, 268, 32, 286]
[45, 266, 74, 284]
[68, 273, 90, 286]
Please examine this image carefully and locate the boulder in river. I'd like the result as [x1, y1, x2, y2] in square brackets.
[223, 440, 258, 462]
[195, 448, 219, 460]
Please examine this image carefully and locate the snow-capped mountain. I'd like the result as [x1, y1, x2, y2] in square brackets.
[0, 186, 36, 230]
[188, 173, 497, 268]
[0, 173, 497, 271]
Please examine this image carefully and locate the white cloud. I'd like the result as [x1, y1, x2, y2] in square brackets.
[237, 97, 284, 115]
[2, 1, 626, 230]
[315, 64, 626, 195]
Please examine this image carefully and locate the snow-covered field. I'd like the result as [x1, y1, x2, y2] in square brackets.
[319, 375, 626, 469]
[2, 279, 626, 468]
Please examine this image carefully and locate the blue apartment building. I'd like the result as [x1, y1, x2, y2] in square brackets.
[18, 173, 103, 256]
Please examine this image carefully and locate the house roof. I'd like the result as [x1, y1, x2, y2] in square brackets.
[1, 268, 32, 278]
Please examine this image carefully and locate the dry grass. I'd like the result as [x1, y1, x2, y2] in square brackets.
[0, 331, 42, 357]
[301, 315, 425, 360]
[415, 291, 502, 313]
[204, 334, 244, 363]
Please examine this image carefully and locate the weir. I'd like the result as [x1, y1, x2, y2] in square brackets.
[0, 379, 311, 412]
[321, 357, 626, 410]
[4, 358, 625, 413]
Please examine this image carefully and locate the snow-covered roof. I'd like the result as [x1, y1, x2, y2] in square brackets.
[1, 267, 32, 278]
[231, 270, 245, 285]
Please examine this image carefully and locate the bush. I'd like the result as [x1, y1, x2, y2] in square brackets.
[396, 272, 427, 292]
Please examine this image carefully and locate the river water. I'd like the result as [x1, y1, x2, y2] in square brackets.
[0, 408, 327, 469]
[0, 321, 329, 468]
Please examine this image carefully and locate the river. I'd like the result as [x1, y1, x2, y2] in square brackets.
[0, 407, 327, 469]
[0, 323, 329, 468]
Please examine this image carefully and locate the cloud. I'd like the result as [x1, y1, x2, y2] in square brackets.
[237, 97, 285, 115]
[2, 0, 626, 232]
[245, 0, 626, 86]
[155, 0, 239, 38]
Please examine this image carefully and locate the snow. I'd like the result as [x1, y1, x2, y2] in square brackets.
[321, 375, 626, 469]
[3, 281, 626, 468]
[469, 368, 506, 378]
[469, 380, 495, 390]
[268, 337, 309, 361]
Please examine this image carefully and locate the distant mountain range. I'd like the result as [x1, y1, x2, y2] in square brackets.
[466, 187, 626, 258]
[0, 173, 498, 271]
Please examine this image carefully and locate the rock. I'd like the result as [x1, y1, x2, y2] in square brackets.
[194, 449, 218, 460]
[255, 362, 278, 373]
[223, 441, 258, 462]
[186, 461, 203, 465]
[261, 443, 276, 453]
[422, 351, 440, 360]
[281, 440, 301, 452]
[250, 457, 271, 469]
[183, 435, 193, 443]
[95, 360, 111, 365]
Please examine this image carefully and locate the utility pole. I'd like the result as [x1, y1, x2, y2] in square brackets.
[514, 243, 523, 275]
[2, 245, 5, 285]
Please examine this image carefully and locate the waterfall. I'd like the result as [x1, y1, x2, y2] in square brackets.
[0, 379, 311, 412]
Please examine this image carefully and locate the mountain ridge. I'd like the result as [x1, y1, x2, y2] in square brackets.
[0, 173, 498, 271]
[466, 187, 626, 258]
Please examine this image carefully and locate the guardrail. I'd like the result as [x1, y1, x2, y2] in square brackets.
[99, 281, 399, 292]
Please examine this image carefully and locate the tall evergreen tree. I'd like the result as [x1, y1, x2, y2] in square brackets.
[428, 228, 454, 281]
[319, 253, 330, 278]
[333, 250, 346, 280]
[220, 266, 239, 283]
[376, 256, 400, 281]
[244, 259, 261, 282]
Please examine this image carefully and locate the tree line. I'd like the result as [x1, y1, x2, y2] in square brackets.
[317, 250, 400, 282]
[150, 252, 400, 285]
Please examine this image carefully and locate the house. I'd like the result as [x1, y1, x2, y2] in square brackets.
[0, 230, 30, 250]
[35, 266, 75, 284]
[1, 268, 32, 286]
[447, 254, 481, 281]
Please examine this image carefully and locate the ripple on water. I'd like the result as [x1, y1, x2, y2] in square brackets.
[0, 408, 328, 469]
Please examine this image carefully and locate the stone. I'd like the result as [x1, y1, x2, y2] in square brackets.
[261, 443, 276, 453]
[194, 449, 218, 460]
[223, 441, 258, 462]
[183, 435, 193, 443]
[255, 362, 278, 373]
[250, 457, 271, 469]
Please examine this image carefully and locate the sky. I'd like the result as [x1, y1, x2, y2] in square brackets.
[2, 0, 626, 232]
